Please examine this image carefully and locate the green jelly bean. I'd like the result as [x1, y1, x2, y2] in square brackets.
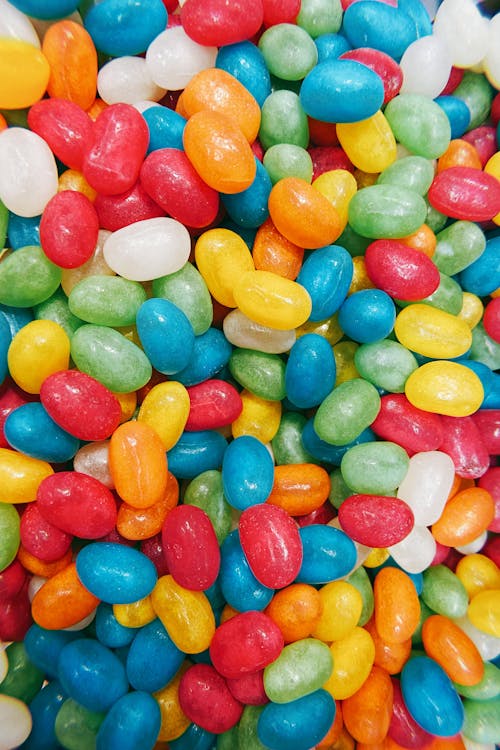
[0, 200, 8, 249]
[68, 276, 147, 327]
[152, 262, 213, 336]
[259, 24, 318, 81]
[425, 198, 448, 233]
[183, 470, 232, 545]
[272, 412, 317, 465]
[328, 468, 352, 510]
[354, 339, 418, 393]
[297, 0, 343, 37]
[237, 705, 267, 750]
[348, 185, 427, 239]
[455, 662, 500, 701]
[337, 224, 372, 257]
[377, 155, 435, 196]
[346, 565, 374, 627]
[229, 348, 286, 402]
[0, 245, 62, 308]
[433, 221, 486, 276]
[397, 273, 463, 316]
[453, 71, 495, 130]
[259, 90, 309, 150]
[263, 144, 313, 184]
[384, 94, 451, 159]
[470, 322, 500, 371]
[314, 377, 381, 445]
[462, 697, 500, 744]
[412, 599, 435, 646]
[34, 287, 84, 338]
[340, 441, 410, 495]
[70, 324, 152, 393]
[55, 698, 105, 750]
[421, 565, 468, 619]
[216, 725, 240, 750]
[0, 642, 45, 703]
[263, 638, 332, 703]
[0, 503, 20, 571]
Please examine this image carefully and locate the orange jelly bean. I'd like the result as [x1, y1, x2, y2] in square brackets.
[116, 472, 179, 540]
[42, 20, 98, 111]
[154, 663, 191, 742]
[400, 223, 437, 258]
[422, 614, 484, 686]
[265, 583, 323, 643]
[431, 486, 495, 547]
[316, 701, 344, 748]
[342, 665, 394, 745]
[17, 546, 72, 578]
[348, 256, 376, 294]
[31, 562, 100, 630]
[252, 218, 304, 280]
[364, 616, 412, 675]
[109, 421, 169, 509]
[374, 567, 421, 643]
[266, 463, 331, 516]
[437, 139, 483, 172]
[58, 169, 97, 201]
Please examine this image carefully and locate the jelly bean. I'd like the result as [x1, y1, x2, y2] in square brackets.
[429, 167, 500, 222]
[145, 24, 217, 92]
[342, 665, 393, 745]
[348, 184, 427, 239]
[452, 71, 495, 132]
[136, 383, 188, 454]
[0, 447, 54, 508]
[267, 463, 330, 517]
[437, 138, 482, 172]
[461, 235, 500, 298]
[324, 626, 375, 700]
[136, 300, 194, 377]
[162, 505, 219, 591]
[152, 263, 212, 338]
[41, 20, 97, 111]
[338, 494, 414, 549]
[95, 690, 161, 750]
[467, 589, 500, 638]
[338, 289, 396, 344]
[95, 603, 136, 649]
[151, 575, 215, 654]
[180, 0, 263, 46]
[399, 35, 452, 100]
[433, 220, 486, 279]
[433, 0, 489, 68]
[296, 0, 342, 36]
[312, 580, 362, 642]
[113, 595, 156, 630]
[265, 583, 323, 643]
[364, 617, 412, 676]
[385, 93, 451, 159]
[337, 110, 397, 174]
[296, 245, 353, 321]
[454, 660, 500, 703]
[0, 693, 32, 750]
[126, 618, 183, 693]
[229, 348, 284, 402]
[76, 542, 157, 605]
[462, 695, 500, 745]
[31, 562, 99, 630]
[84, 0, 167, 56]
[55, 697, 107, 750]
[405, 361, 484, 417]
[314, 32, 351, 62]
[263, 145, 313, 186]
[0, 38, 49, 110]
[167, 428, 228, 479]
[216, 41, 271, 108]
[97, 55, 165, 105]
[296, 524, 356, 584]
[259, 90, 309, 150]
[194, 228, 254, 308]
[0, 129, 58, 218]
[263, 637, 332, 703]
[222, 158, 272, 230]
[396, 451, 455, 527]
[223, 309, 296, 356]
[222, 435, 274, 511]
[178, 662, 243, 734]
[354, 340, 418, 394]
[233, 270, 312, 331]
[435, 95, 472, 140]
[388, 677, 434, 749]
[0, 501, 20, 571]
[68, 276, 145, 328]
[389, 524, 438, 575]
[401, 655, 464, 737]
[340, 47, 402, 105]
[22, 679, 66, 750]
[39, 190, 99, 270]
[374, 567, 421, 643]
[219, 529, 274, 612]
[185, 380, 241, 432]
[0, 0, 40, 47]
[20, 501, 72, 562]
[456, 553, 500, 600]
[258, 689, 335, 750]
[395, 304, 472, 359]
[210, 610, 284, 679]
[142, 106, 185, 155]
[94, 182, 164, 232]
[365, 240, 440, 301]
[422, 614, 484, 686]
[27, 99, 92, 174]
[314, 377, 381, 446]
[272, 412, 316, 466]
[422, 564, 469, 619]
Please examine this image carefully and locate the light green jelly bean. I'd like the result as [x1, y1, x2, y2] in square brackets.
[258, 24, 318, 81]
[354, 339, 418, 393]
[384, 93, 451, 159]
[376, 155, 435, 196]
[396, 273, 463, 316]
[297, 0, 343, 37]
[337, 224, 372, 257]
[237, 705, 267, 750]
[314, 377, 381, 445]
[411, 598, 435, 646]
[183, 470, 232, 545]
[68, 276, 147, 328]
[229, 348, 286, 402]
[462, 697, 500, 744]
[263, 638, 332, 703]
[259, 90, 309, 150]
[263, 144, 313, 184]
[348, 185, 427, 239]
[455, 662, 500, 701]
[346, 565, 374, 627]
[425, 198, 448, 233]
[470, 322, 500, 371]
[433, 221, 486, 276]
[340, 441, 410, 495]
[216, 725, 240, 750]
[70, 324, 152, 393]
[0, 503, 20, 571]
[0, 200, 8, 249]
[453, 71, 495, 130]
[421, 565, 468, 619]
[152, 262, 213, 336]
[55, 698, 105, 750]
[34, 287, 84, 338]
[272, 412, 317, 465]
[0, 643, 45, 704]
[328, 468, 352, 510]
[0, 245, 62, 308]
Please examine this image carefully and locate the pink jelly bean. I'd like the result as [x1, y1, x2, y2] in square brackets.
[309, 145, 355, 178]
[209, 610, 284, 679]
[371, 394, 444, 454]
[179, 663, 244, 733]
[483, 535, 500, 566]
[388, 678, 434, 749]
[0, 579, 32, 642]
[94, 180, 165, 232]
[185, 379, 243, 431]
[439, 66, 464, 95]
[338, 494, 414, 547]
[0, 560, 27, 600]
[20, 503, 73, 562]
[364, 239, 440, 301]
[483, 298, 500, 344]
[438, 415, 490, 479]
[340, 47, 403, 104]
[180, 0, 264, 46]
[471, 410, 500, 455]
[27, 98, 93, 172]
[478, 466, 500, 533]
[39, 190, 99, 268]
[462, 126, 498, 167]
[161, 505, 220, 591]
[428, 166, 500, 221]
[226, 669, 268, 706]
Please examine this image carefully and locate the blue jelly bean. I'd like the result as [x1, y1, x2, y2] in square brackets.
[302, 419, 376, 465]
[258, 689, 335, 750]
[219, 218, 257, 250]
[455, 358, 494, 404]
[136, 297, 195, 375]
[342, 1, 418, 61]
[204, 578, 225, 612]
[460, 235, 500, 297]
[175, 327, 233, 387]
[285, 333, 336, 409]
[7, 213, 40, 250]
[216, 41, 272, 107]
[20, 680, 66, 750]
[434, 96, 472, 139]
[222, 435, 275, 510]
[7, 0, 78, 19]
[4, 402, 80, 463]
[143, 106, 186, 153]
[297, 245, 353, 321]
[221, 158, 272, 229]
[0, 313, 11, 385]
[300, 59, 385, 123]
[219, 529, 274, 612]
[96, 691, 161, 750]
[58, 638, 129, 713]
[401, 655, 465, 737]
[126, 619, 184, 693]
[167, 429, 228, 479]
[296, 525, 357, 584]
[338, 289, 396, 344]
[24, 626, 79, 681]
[482, 371, 500, 408]
[95, 604, 136, 650]
[0, 304, 33, 338]
[84, 0, 168, 56]
[75, 543, 158, 604]
[314, 33, 352, 62]
[169, 723, 216, 750]
[398, 0, 433, 37]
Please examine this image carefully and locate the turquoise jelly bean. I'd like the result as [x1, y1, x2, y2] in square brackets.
[7, 0, 79, 18]
[285, 333, 336, 409]
[219, 529, 274, 612]
[0, 303, 33, 338]
[348, 185, 427, 239]
[216, 41, 272, 108]
[421, 565, 469, 619]
[221, 158, 271, 229]
[297, 0, 343, 37]
[435, 96, 472, 139]
[95, 691, 161, 750]
[263, 639, 333, 703]
[296, 244, 353, 321]
[222, 435, 275, 511]
[152, 262, 213, 336]
[263, 144, 313, 185]
[0, 503, 20, 572]
[58, 639, 128, 713]
[296, 525, 357, 584]
[384, 94, 451, 159]
[271, 412, 317, 465]
[76, 543, 158, 604]
[258, 24, 318, 82]
[462, 697, 500, 744]
[401, 655, 464, 737]
[0, 245, 62, 308]
[315, 33, 352, 62]
[170, 723, 215, 750]
[229, 348, 286, 401]
[354, 339, 418, 393]
[95, 604, 136, 650]
[143, 106, 186, 153]
[183, 470, 232, 545]
[303, 419, 376, 464]
[314, 378, 381, 446]
[175, 328, 232, 387]
[126, 619, 184, 693]
[338, 289, 396, 344]
[68, 276, 147, 327]
[460, 235, 500, 297]
[376, 156, 435, 196]
[34, 288, 83, 338]
[342, 1, 418, 61]
[54, 698, 105, 749]
[0, 314, 10, 384]
[136, 297, 195, 375]
[24, 625, 79, 680]
[258, 689, 335, 750]
[482, 371, 500, 407]
[23, 680, 66, 750]
[7, 212, 40, 250]
[259, 90, 309, 150]
[398, 0, 433, 35]
[4, 402, 80, 463]
[340, 441, 410, 494]
[167, 430, 228, 479]
[84, 0, 167, 56]
[453, 71, 495, 130]
[433, 221, 486, 276]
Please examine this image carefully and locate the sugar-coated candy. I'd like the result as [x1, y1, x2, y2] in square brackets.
[258, 688, 335, 750]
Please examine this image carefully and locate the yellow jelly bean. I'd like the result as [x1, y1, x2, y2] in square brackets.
[296, 314, 343, 346]
[113, 596, 157, 628]
[234, 269, 312, 330]
[312, 170, 358, 231]
[323, 626, 375, 700]
[458, 292, 484, 329]
[363, 548, 390, 568]
[467, 589, 500, 638]
[58, 169, 97, 201]
[405, 360, 484, 417]
[0, 448, 53, 504]
[231, 389, 281, 442]
[336, 110, 397, 174]
[138, 381, 190, 450]
[61, 230, 115, 296]
[154, 663, 191, 742]
[312, 581, 363, 642]
[195, 228, 255, 308]
[113, 390, 138, 423]
[0, 39, 49, 109]
[455, 554, 500, 599]
[7, 320, 70, 394]
[485, 151, 500, 225]
[333, 341, 359, 385]
[151, 575, 215, 654]
[394, 303, 472, 359]
[348, 256, 376, 295]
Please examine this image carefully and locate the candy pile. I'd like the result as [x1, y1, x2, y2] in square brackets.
[0, 0, 500, 748]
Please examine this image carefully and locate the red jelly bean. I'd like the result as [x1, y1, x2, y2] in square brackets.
[94, 180, 165, 232]
[0, 579, 32, 642]
[338, 494, 414, 548]
[262, 0, 300, 25]
[238, 503, 303, 589]
[440, 66, 464, 95]
[226, 669, 268, 706]
[491, 92, 500, 126]
[483, 298, 500, 344]
[309, 146, 355, 179]
[180, 0, 264, 46]
[471, 409, 500, 455]
[371, 394, 444, 454]
[40, 370, 122, 441]
[364, 239, 440, 301]
[209, 610, 284, 679]
[140, 533, 170, 576]
[39, 191, 99, 269]
[36, 471, 118, 539]
[478, 466, 500, 533]
[20, 503, 73, 562]
[27, 98, 93, 172]
[179, 663, 244, 733]
[428, 166, 500, 221]
[340, 47, 403, 104]
[462, 126, 498, 167]
[438, 415, 490, 479]
[0, 379, 33, 449]
[161, 504, 220, 591]
[82, 103, 150, 195]
[388, 678, 434, 749]
[185, 379, 242, 431]
[483, 535, 500, 566]
[0, 560, 27, 599]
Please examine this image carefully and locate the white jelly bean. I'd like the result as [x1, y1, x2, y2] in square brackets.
[0, 695, 32, 750]
[455, 531, 489, 556]
[28, 575, 46, 602]
[97, 55, 166, 105]
[223, 308, 297, 354]
[484, 14, 500, 89]
[399, 34, 452, 99]
[397, 450, 455, 526]
[0, 0, 40, 47]
[433, 0, 490, 68]
[454, 616, 500, 661]
[63, 608, 97, 631]
[145, 25, 218, 90]
[388, 525, 437, 574]
[73, 440, 114, 489]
